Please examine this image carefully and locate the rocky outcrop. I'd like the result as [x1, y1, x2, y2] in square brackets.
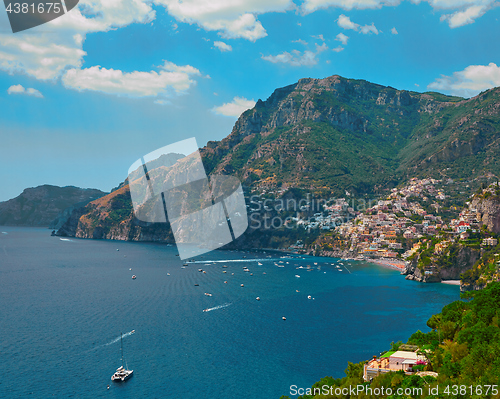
[403, 257, 441, 283]
[471, 193, 500, 234]
[0, 185, 106, 227]
[56, 185, 174, 243]
[403, 245, 481, 284]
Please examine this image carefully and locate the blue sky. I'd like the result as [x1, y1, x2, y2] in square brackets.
[1, 0, 500, 201]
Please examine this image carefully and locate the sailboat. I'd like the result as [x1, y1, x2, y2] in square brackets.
[111, 333, 133, 381]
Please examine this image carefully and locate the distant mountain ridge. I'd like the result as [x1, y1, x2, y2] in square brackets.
[0, 185, 107, 227]
[56, 74, 500, 241]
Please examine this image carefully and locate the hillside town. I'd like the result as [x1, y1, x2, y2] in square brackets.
[333, 178, 466, 259]
[275, 178, 500, 289]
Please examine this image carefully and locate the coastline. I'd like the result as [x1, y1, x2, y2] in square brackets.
[441, 280, 461, 285]
[367, 258, 407, 271]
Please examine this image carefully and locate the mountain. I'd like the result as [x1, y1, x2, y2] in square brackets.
[56, 74, 500, 241]
[0, 185, 107, 227]
[201, 75, 474, 195]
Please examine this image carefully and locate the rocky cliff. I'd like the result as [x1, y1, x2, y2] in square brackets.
[0, 185, 106, 227]
[470, 188, 500, 234]
[403, 245, 481, 284]
[57, 185, 174, 242]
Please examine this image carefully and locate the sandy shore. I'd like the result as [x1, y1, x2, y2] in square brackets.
[368, 258, 407, 271]
[441, 280, 461, 285]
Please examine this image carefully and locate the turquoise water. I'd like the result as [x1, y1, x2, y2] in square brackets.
[0, 228, 459, 398]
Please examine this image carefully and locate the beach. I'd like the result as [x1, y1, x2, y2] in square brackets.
[368, 258, 407, 271]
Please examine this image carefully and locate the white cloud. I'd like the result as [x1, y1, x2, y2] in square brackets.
[301, 0, 495, 28]
[0, 34, 86, 80]
[423, 0, 490, 9]
[262, 43, 328, 67]
[212, 96, 256, 117]
[360, 23, 378, 34]
[302, 0, 400, 13]
[7, 84, 43, 98]
[332, 46, 344, 52]
[335, 32, 349, 45]
[338, 15, 378, 34]
[154, 99, 172, 105]
[154, 0, 294, 41]
[0, 1, 205, 101]
[0, 0, 303, 101]
[337, 14, 359, 30]
[0, 0, 156, 80]
[214, 41, 233, 52]
[312, 34, 325, 41]
[62, 61, 201, 97]
[391, 27, 398, 34]
[428, 63, 500, 97]
[440, 4, 488, 28]
[292, 39, 308, 45]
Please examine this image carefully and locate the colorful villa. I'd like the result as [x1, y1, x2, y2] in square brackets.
[363, 350, 427, 382]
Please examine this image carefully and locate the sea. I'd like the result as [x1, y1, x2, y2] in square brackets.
[0, 227, 460, 399]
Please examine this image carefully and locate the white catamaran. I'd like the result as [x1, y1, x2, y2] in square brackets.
[111, 333, 133, 381]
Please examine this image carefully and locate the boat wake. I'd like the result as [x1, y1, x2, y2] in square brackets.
[105, 330, 135, 346]
[59, 238, 73, 242]
[203, 303, 231, 312]
[81, 330, 135, 354]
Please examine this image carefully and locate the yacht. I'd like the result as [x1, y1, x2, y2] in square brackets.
[111, 333, 133, 382]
